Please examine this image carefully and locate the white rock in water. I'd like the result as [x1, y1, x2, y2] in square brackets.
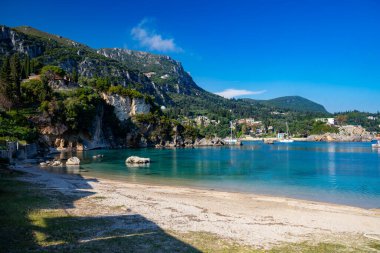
[66, 157, 80, 165]
[126, 156, 150, 164]
[40, 162, 48, 167]
[52, 160, 63, 167]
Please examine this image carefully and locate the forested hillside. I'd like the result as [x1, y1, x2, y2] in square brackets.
[1, 24, 359, 146]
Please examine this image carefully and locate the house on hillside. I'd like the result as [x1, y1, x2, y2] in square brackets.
[315, 118, 335, 125]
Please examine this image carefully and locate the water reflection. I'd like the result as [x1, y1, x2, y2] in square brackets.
[42, 165, 81, 174]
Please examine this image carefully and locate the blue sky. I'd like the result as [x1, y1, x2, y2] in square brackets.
[2, 0, 380, 112]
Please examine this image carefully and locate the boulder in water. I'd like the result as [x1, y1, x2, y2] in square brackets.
[126, 156, 150, 164]
[52, 160, 63, 167]
[66, 157, 80, 166]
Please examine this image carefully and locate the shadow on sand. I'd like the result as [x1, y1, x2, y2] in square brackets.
[0, 167, 201, 253]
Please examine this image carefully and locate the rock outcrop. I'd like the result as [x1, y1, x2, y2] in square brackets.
[66, 157, 80, 165]
[101, 93, 151, 122]
[194, 137, 225, 146]
[307, 125, 374, 142]
[126, 156, 150, 164]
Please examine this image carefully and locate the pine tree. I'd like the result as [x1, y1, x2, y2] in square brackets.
[0, 57, 11, 94]
[0, 57, 13, 110]
[72, 68, 78, 83]
[25, 55, 30, 77]
[10, 53, 22, 106]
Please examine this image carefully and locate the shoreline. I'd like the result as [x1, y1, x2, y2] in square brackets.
[12, 162, 380, 248]
[72, 166, 379, 210]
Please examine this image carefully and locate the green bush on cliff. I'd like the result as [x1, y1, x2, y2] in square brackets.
[62, 88, 101, 130]
[21, 79, 52, 104]
[108, 85, 144, 99]
[40, 65, 65, 84]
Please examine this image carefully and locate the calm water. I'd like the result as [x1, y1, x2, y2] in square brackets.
[51, 141, 380, 208]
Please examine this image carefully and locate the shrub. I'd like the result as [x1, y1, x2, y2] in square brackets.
[40, 65, 65, 84]
[108, 85, 144, 98]
[21, 79, 51, 104]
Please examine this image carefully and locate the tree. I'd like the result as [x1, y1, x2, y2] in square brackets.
[22, 55, 30, 78]
[9, 53, 22, 106]
[21, 79, 51, 104]
[30, 58, 43, 74]
[335, 115, 347, 126]
[40, 65, 65, 85]
[0, 57, 13, 110]
[71, 69, 78, 83]
[0, 93, 13, 111]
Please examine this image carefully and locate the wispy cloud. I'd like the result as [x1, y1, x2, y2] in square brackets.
[131, 19, 182, 53]
[215, 89, 267, 98]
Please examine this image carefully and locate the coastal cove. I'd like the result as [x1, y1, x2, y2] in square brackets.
[43, 141, 380, 209]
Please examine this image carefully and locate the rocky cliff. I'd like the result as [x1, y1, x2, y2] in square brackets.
[33, 93, 153, 151]
[101, 93, 151, 122]
[97, 48, 203, 96]
[307, 125, 374, 142]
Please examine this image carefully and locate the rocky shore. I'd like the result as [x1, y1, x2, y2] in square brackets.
[307, 125, 374, 142]
[155, 137, 225, 148]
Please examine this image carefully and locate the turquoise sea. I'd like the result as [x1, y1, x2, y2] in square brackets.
[50, 141, 380, 208]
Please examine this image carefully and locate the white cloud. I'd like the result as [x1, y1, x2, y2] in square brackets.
[131, 20, 182, 52]
[215, 89, 267, 98]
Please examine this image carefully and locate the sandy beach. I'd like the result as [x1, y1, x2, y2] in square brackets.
[13, 163, 380, 249]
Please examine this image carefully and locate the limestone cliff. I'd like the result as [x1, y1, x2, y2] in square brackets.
[34, 93, 152, 151]
[101, 93, 151, 122]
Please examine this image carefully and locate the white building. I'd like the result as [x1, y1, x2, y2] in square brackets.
[367, 116, 377, 120]
[315, 118, 335, 125]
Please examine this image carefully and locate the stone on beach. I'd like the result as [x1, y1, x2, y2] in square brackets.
[126, 156, 150, 164]
[66, 157, 80, 166]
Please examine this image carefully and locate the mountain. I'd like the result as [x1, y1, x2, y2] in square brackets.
[0, 25, 328, 118]
[243, 96, 328, 114]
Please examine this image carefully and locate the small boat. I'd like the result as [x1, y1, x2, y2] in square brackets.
[224, 121, 242, 145]
[372, 137, 380, 148]
[278, 122, 294, 143]
[279, 139, 294, 143]
[225, 138, 238, 145]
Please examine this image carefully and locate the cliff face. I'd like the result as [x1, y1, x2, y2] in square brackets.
[97, 48, 204, 96]
[0, 25, 157, 95]
[34, 94, 153, 151]
[101, 93, 151, 122]
[0, 26, 44, 57]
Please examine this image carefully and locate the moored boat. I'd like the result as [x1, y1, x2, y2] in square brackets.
[278, 122, 294, 143]
[372, 135, 380, 148]
[224, 121, 242, 145]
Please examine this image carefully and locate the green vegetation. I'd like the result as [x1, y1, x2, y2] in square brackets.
[40, 65, 65, 84]
[334, 111, 380, 132]
[1, 24, 378, 142]
[21, 79, 52, 104]
[310, 121, 339, 135]
[0, 110, 38, 142]
[108, 85, 144, 98]
[252, 96, 328, 114]
[61, 88, 101, 130]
